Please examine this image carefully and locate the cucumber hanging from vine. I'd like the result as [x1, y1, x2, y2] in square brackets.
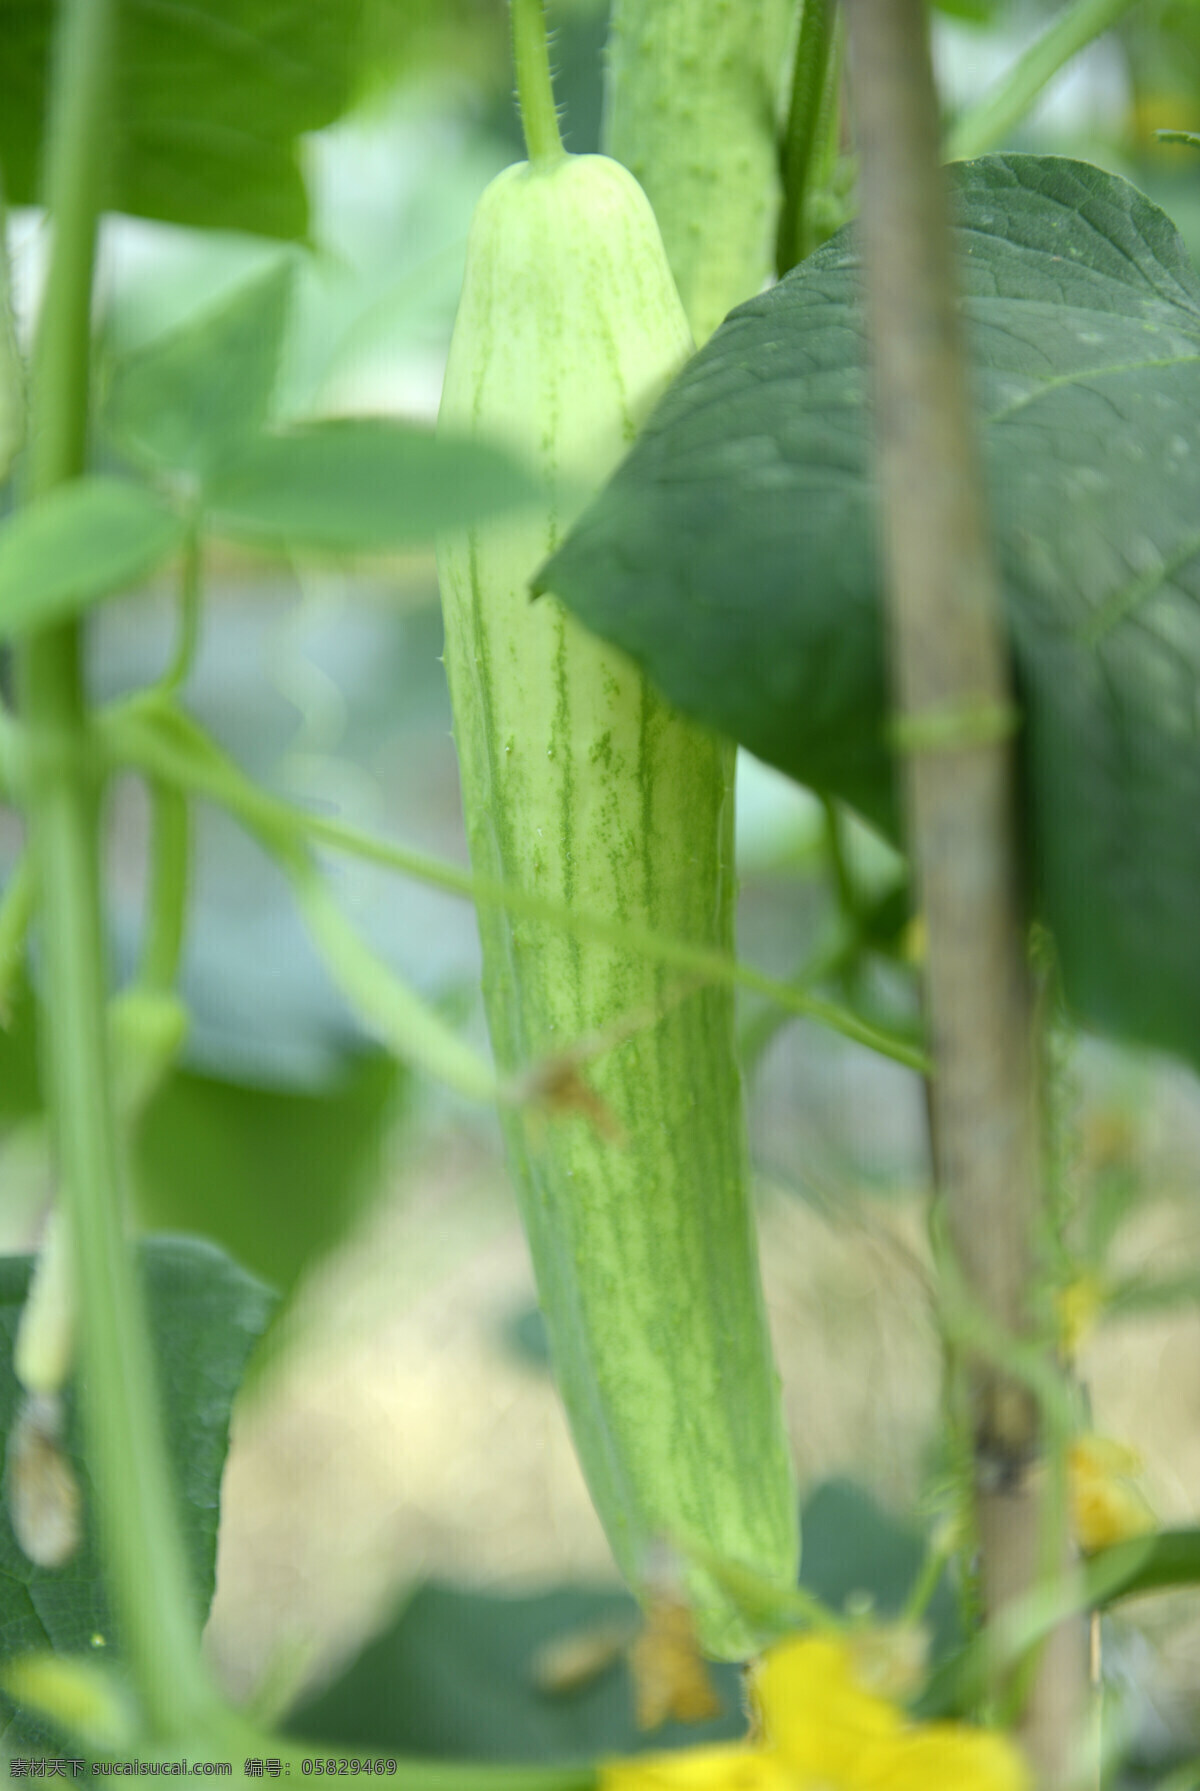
[435, 0, 797, 1659]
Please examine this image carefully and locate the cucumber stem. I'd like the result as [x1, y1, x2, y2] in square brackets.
[777, 0, 839, 274]
[98, 692, 931, 1072]
[511, 0, 565, 165]
[137, 782, 189, 994]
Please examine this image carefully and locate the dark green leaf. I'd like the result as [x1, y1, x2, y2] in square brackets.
[290, 1481, 961, 1762]
[288, 1583, 747, 1763]
[931, 0, 999, 21]
[104, 261, 296, 482]
[0, 0, 366, 240]
[0, 478, 183, 639]
[857, 880, 913, 957]
[0, 968, 44, 1125]
[206, 420, 539, 553]
[0, 1238, 274, 1755]
[1086, 1528, 1200, 1605]
[691, 1478, 961, 1661]
[133, 1052, 404, 1298]
[538, 156, 1200, 1070]
[501, 1303, 553, 1371]
[797, 1479, 961, 1659]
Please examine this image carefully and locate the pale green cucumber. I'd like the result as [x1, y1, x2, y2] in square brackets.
[436, 151, 797, 1659]
[604, 0, 796, 344]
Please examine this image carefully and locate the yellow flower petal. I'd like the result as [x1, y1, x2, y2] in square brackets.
[751, 1634, 902, 1767]
[858, 1723, 1031, 1791]
[1057, 1274, 1105, 1357]
[901, 915, 926, 966]
[604, 1634, 1031, 1791]
[1070, 1434, 1157, 1552]
[599, 1743, 789, 1790]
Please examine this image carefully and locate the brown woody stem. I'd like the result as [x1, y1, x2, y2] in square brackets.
[841, 1, 1087, 1780]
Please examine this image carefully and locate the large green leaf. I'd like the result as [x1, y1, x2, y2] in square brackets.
[133, 1052, 404, 1297]
[100, 266, 541, 551]
[0, 478, 183, 640]
[288, 1583, 748, 1763]
[206, 420, 540, 553]
[538, 156, 1200, 1069]
[0, 0, 366, 240]
[1086, 1527, 1200, 1606]
[0, 1238, 274, 1754]
[288, 1480, 958, 1762]
[104, 261, 297, 483]
[796, 1479, 960, 1659]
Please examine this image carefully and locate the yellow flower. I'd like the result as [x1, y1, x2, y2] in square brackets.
[751, 1635, 901, 1779]
[857, 1724, 1031, 1790]
[600, 1745, 791, 1789]
[1057, 1274, 1105, 1357]
[1070, 1434, 1157, 1552]
[602, 1631, 1029, 1791]
[900, 914, 926, 966]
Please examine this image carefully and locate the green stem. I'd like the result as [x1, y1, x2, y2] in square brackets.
[737, 922, 858, 1071]
[777, 0, 839, 274]
[0, 171, 28, 482]
[511, 0, 565, 165]
[98, 693, 931, 1073]
[0, 701, 20, 798]
[160, 520, 202, 695]
[0, 852, 36, 1020]
[900, 1530, 956, 1631]
[138, 782, 189, 993]
[944, 0, 1140, 163]
[821, 795, 859, 927]
[16, 0, 217, 1743]
[288, 858, 499, 1104]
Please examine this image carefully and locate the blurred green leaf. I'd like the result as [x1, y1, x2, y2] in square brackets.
[0, 1238, 274, 1755]
[0, 478, 182, 640]
[929, 0, 1000, 19]
[1107, 1270, 1200, 1318]
[1087, 1528, 1200, 1605]
[501, 1302, 553, 1371]
[132, 1050, 403, 1296]
[857, 881, 913, 958]
[918, 1526, 1200, 1722]
[539, 155, 1200, 1073]
[357, 0, 510, 98]
[796, 1479, 961, 1659]
[288, 1583, 746, 1763]
[0, 0, 368, 240]
[0, 969, 44, 1126]
[104, 261, 297, 482]
[206, 419, 540, 553]
[289, 1480, 962, 1761]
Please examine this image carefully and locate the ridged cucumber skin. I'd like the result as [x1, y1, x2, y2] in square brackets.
[604, 0, 795, 344]
[436, 154, 797, 1659]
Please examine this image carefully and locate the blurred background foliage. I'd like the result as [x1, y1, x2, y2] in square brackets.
[0, 0, 1198, 1777]
[2, 0, 1195, 1292]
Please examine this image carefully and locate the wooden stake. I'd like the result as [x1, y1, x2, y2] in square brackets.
[841, 2, 1088, 1780]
